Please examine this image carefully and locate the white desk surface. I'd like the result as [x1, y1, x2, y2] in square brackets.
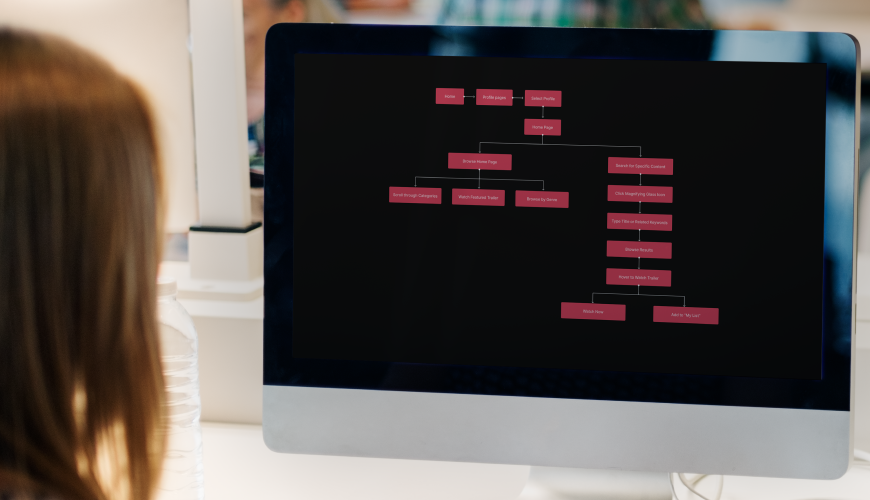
[202, 422, 870, 500]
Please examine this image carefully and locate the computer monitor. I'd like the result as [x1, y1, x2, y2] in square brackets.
[263, 25, 858, 479]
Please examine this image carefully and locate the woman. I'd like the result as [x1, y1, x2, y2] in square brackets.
[0, 29, 165, 500]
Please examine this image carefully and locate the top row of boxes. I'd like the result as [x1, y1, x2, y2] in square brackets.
[436, 88, 562, 107]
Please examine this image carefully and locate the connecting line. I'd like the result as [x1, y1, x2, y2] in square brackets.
[639, 173, 642, 186]
[542, 106, 544, 118]
[415, 176, 545, 190]
[638, 229, 641, 242]
[464, 95, 475, 98]
[592, 292, 687, 307]
[512, 96, 524, 99]
[480, 142, 642, 156]
[639, 201, 642, 214]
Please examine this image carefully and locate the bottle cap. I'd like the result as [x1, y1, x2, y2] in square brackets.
[157, 276, 177, 297]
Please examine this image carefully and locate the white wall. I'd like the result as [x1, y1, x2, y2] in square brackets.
[1, 0, 198, 233]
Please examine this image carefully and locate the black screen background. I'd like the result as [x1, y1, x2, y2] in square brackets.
[291, 54, 827, 380]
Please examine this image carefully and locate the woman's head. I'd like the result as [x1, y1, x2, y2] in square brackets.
[0, 29, 165, 500]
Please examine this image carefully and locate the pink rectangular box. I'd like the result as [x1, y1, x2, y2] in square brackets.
[561, 302, 625, 321]
[607, 213, 672, 231]
[524, 119, 561, 136]
[606, 241, 672, 259]
[606, 269, 671, 287]
[435, 88, 464, 105]
[608, 157, 674, 175]
[525, 90, 562, 107]
[452, 189, 505, 206]
[515, 190, 569, 208]
[476, 89, 513, 106]
[607, 185, 673, 203]
[448, 153, 512, 171]
[389, 187, 442, 204]
[654, 306, 719, 325]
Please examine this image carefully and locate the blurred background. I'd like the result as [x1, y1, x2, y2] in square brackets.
[3, 0, 869, 254]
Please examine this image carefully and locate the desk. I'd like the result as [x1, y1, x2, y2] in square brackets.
[202, 423, 870, 500]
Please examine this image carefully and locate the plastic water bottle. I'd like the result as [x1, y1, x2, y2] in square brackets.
[156, 277, 204, 500]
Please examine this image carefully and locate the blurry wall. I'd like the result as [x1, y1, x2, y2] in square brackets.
[1, 0, 198, 233]
[708, 0, 870, 68]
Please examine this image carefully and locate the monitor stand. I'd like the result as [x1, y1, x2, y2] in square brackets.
[522, 467, 672, 499]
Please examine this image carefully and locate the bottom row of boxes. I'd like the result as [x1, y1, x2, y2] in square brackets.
[390, 186, 569, 208]
[561, 303, 719, 324]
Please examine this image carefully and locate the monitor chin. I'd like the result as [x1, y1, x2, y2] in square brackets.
[263, 385, 851, 480]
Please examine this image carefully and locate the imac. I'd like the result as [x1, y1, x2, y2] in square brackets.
[263, 25, 859, 481]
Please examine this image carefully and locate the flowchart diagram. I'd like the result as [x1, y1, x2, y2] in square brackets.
[389, 88, 572, 208]
[390, 87, 719, 325]
[560, 156, 719, 325]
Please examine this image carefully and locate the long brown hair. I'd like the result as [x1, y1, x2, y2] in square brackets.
[0, 29, 165, 500]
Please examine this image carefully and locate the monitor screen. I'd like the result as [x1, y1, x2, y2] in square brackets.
[264, 26, 855, 416]
[290, 54, 825, 381]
